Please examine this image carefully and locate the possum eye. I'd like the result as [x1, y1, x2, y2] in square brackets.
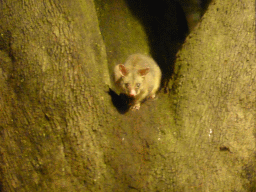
[136, 83, 140, 88]
[125, 83, 130, 88]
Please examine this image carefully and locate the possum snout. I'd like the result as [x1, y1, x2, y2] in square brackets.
[129, 89, 136, 97]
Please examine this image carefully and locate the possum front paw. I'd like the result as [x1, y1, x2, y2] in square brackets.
[149, 94, 156, 99]
[131, 103, 141, 110]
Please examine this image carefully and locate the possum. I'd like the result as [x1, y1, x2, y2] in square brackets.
[114, 54, 162, 110]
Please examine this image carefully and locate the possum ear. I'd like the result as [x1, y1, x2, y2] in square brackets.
[138, 67, 150, 76]
[119, 64, 129, 76]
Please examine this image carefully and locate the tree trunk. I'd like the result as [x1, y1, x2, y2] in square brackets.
[0, 0, 255, 191]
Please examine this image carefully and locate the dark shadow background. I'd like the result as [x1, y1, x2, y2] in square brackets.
[125, 0, 211, 91]
[108, 0, 211, 112]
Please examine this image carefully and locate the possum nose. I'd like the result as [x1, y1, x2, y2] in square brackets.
[129, 89, 136, 97]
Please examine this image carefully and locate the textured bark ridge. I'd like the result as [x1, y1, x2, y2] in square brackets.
[0, 0, 255, 191]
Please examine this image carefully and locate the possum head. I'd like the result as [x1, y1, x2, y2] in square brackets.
[118, 64, 150, 97]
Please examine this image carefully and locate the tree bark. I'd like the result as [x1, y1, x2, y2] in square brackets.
[0, 0, 255, 191]
[0, 0, 110, 191]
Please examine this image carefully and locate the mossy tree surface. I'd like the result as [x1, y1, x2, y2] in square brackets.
[0, 0, 255, 191]
[0, 0, 111, 191]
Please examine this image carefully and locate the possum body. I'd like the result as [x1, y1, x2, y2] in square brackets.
[114, 54, 161, 110]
